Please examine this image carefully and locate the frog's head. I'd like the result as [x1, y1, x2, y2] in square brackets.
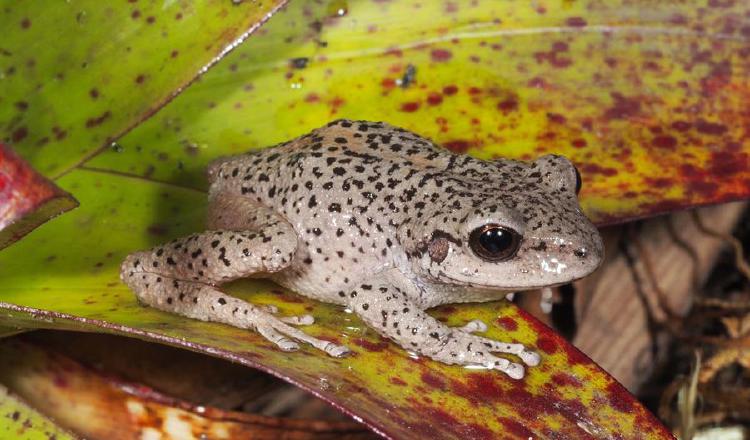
[401, 154, 604, 293]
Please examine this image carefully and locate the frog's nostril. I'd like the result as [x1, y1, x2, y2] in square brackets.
[573, 248, 587, 258]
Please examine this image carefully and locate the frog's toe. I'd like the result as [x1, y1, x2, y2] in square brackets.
[323, 343, 351, 358]
[499, 361, 525, 380]
[482, 355, 525, 379]
[257, 325, 300, 352]
[469, 336, 541, 368]
[280, 314, 315, 325]
[460, 319, 488, 334]
[520, 349, 541, 367]
[278, 339, 301, 351]
[264, 318, 349, 358]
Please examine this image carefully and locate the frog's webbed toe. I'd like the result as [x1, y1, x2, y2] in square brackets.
[430, 334, 539, 378]
[502, 362, 526, 380]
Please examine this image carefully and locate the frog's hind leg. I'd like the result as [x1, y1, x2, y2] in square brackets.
[120, 192, 349, 358]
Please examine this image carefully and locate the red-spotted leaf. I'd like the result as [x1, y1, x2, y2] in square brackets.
[84, 0, 750, 225]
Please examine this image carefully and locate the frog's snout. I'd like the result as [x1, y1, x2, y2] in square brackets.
[573, 242, 604, 268]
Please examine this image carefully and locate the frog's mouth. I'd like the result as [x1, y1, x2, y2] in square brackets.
[422, 265, 595, 293]
[447, 277, 583, 292]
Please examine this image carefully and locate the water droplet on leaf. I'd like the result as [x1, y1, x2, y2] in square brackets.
[76, 11, 87, 25]
[327, 0, 348, 17]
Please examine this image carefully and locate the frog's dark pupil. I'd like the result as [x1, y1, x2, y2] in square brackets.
[469, 224, 521, 262]
[479, 228, 512, 254]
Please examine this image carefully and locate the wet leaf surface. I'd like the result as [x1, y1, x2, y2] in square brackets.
[0, 336, 373, 440]
[0, 144, 77, 248]
[0, 0, 288, 177]
[0, 383, 77, 440]
[0, 170, 671, 439]
[82, 0, 750, 225]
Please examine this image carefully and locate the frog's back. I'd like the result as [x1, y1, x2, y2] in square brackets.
[207, 119, 452, 199]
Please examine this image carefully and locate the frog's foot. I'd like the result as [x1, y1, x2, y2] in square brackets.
[432, 334, 539, 379]
[451, 320, 540, 377]
[348, 282, 539, 379]
[466, 334, 541, 368]
[454, 321, 541, 367]
[123, 270, 349, 358]
[426, 332, 540, 380]
[254, 311, 348, 357]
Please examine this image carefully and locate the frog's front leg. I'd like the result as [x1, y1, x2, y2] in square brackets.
[347, 283, 539, 379]
[120, 192, 349, 358]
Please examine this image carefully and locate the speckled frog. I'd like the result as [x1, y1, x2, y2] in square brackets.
[121, 119, 604, 379]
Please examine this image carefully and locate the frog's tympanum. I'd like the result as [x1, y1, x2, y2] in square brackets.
[121, 120, 603, 379]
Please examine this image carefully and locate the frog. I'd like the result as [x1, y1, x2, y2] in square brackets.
[121, 119, 604, 379]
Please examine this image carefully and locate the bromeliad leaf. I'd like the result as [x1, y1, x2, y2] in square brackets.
[0, 0, 288, 178]
[86, 0, 750, 225]
[0, 336, 371, 439]
[0, 144, 77, 248]
[0, 384, 78, 440]
[0, 169, 671, 438]
[5, 0, 747, 437]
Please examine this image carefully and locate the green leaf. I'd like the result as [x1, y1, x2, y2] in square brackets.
[0, 384, 77, 440]
[0, 0, 288, 177]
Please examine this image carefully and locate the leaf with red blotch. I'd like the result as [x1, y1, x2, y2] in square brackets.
[0, 143, 77, 249]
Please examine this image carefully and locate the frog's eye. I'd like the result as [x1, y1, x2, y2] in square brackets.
[469, 224, 521, 262]
[574, 166, 582, 194]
